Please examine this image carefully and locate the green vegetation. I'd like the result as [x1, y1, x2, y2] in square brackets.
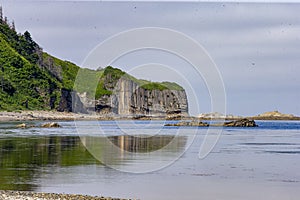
[74, 68, 104, 98]
[74, 66, 184, 99]
[0, 136, 101, 190]
[161, 81, 184, 90]
[0, 13, 185, 111]
[140, 82, 168, 91]
[0, 18, 79, 111]
[42, 53, 79, 90]
[0, 33, 60, 111]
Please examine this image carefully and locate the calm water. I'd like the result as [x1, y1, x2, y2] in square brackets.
[0, 120, 300, 200]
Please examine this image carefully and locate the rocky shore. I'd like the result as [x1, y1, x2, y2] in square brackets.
[198, 111, 300, 121]
[0, 190, 133, 200]
[0, 110, 299, 122]
[165, 118, 258, 127]
[0, 111, 191, 122]
[0, 111, 100, 121]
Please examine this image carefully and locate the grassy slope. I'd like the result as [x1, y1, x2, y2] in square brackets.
[0, 21, 184, 111]
[74, 66, 185, 99]
[0, 34, 61, 111]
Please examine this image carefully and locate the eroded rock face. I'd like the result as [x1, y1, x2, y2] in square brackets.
[58, 89, 87, 113]
[223, 118, 258, 127]
[93, 78, 189, 117]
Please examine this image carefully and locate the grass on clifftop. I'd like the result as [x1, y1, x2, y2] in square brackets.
[74, 66, 184, 99]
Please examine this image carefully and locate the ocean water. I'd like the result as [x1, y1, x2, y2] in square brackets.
[0, 120, 299, 200]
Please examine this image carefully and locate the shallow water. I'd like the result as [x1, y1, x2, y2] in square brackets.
[0, 120, 300, 199]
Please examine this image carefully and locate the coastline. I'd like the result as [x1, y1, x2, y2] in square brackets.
[0, 190, 132, 200]
[0, 110, 299, 122]
[0, 110, 194, 122]
[0, 110, 102, 122]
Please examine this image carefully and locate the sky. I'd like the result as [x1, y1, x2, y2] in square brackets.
[0, 0, 299, 116]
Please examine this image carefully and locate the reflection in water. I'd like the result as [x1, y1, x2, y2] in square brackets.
[81, 135, 188, 173]
[0, 136, 98, 191]
[108, 135, 176, 153]
[0, 135, 188, 190]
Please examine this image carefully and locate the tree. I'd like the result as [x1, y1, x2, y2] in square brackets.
[24, 31, 33, 43]
[11, 20, 15, 31]
[0, 6, 3, 22]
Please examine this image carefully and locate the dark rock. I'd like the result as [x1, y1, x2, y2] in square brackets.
[57, 88, 87, 113]
[223, 118, 258, 127]
[165, 118, 258, 127]
[165, 120, 209, 127]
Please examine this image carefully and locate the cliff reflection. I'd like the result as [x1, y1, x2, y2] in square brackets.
[0, 136, 98, 191]
[0, 134, 187, 190]
[108, 135, 180, 153]
[81, 135, 188, 169]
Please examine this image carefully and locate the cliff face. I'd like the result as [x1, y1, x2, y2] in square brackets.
[58, 89, 87, 113]
[117, 78, 188, 116]
[91, 77, 188, 116]
[0, 14, 188, 115]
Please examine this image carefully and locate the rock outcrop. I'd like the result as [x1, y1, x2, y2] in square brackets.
[16, 123, 27, 128]
[58, 89, 87, 113]
[165, 118, 258, 127]
[78, 69, 189, 117]
[222, 118, 257, 127]
[108, 78, 188, 116]
[41, 122, 61, 128]
[165, 120, 209, 127]
[252, 111, 300, 120]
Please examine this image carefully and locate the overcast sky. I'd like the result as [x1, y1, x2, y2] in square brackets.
[1, 1, 299, 116]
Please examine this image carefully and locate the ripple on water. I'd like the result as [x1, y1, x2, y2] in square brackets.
[240, 142, 299, 146]
[264, 150, 300, 154]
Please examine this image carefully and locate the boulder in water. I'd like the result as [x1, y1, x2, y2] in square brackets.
[223, 118, 258, 127]
[41, 122, 61, 128]
[16, 123, 27, 128]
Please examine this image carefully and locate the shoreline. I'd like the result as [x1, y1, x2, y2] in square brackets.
[0, 110, 299, 122]
[0, 190, 132, 200]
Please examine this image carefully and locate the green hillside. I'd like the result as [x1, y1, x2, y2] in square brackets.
[0, 18, 79, 111]
[74, 66, 184, 99]
[0, 15, 184, 112]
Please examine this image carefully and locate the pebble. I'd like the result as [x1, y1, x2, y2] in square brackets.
[0, 191, 135, 200]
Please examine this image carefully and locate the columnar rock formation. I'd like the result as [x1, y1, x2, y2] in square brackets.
[92, 77, 189, 117]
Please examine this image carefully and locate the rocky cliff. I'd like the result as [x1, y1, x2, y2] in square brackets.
[98, 77, 188, 116]
[0, 12, 188, 116]
[78, 67, 189, 117]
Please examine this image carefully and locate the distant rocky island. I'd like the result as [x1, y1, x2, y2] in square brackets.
[250, 111, 300, 120]
[197, 111, 300, 121]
